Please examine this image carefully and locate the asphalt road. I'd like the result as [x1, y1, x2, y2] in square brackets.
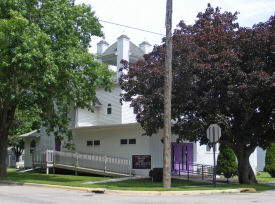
[1, 183, 275, 204]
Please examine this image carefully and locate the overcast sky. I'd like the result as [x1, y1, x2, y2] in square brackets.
[75, 0, 275, 54]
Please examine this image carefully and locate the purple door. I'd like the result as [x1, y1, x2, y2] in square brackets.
[171, 142, 193, 175]
[55, 139, 61, 151]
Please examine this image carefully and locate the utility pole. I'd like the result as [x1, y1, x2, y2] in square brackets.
[163, 0, 172, 188]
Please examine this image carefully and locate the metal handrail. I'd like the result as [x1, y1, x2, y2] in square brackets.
[171, 161, 214, 180]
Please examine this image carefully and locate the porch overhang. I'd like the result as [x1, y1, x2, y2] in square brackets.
[18, 130, 41, 138]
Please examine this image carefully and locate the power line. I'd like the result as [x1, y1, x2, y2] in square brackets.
[15, 0, 165, 36]
[99, 20, 165, 36]
[261, 0, 275, 12]
[214, 0, 255, 25]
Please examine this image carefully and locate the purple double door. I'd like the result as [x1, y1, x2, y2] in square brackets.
[171, 142, 193, 175]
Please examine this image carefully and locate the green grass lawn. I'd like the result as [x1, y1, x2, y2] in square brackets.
[1, 168, 275, 192]
[256, 171, 275, 182]
[1, 168, 112, 187]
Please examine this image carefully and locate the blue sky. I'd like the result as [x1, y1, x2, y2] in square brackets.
[75, 0, 275, 53]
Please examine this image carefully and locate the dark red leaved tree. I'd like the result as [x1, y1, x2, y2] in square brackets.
[120, 4, 275, 184]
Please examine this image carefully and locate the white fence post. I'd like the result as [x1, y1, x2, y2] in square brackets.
[104, 156, 107, 172]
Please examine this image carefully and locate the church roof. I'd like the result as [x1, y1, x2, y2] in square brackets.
[102, 42, 144, 58]
[139, 41, 151, 46]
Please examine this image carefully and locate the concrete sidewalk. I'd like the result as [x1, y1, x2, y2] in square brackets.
[84, 176, 149, 184]
[84, 174, 238, 185]
[171, 175, 239, 184]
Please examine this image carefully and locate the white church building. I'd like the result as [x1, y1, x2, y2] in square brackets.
[20, 34, 259, 176]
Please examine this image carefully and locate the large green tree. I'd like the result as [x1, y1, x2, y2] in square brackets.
[120, 5, 275, 184]
[0, 0, 114, 177]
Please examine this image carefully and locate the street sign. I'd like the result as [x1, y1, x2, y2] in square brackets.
[206, 124, 221, 188]
[207, 124, 221, 143]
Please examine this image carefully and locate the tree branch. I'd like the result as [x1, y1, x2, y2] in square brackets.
[216, 113, 232, 135]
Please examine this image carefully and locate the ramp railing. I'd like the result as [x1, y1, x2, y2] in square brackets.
[33, 150, 131, 175]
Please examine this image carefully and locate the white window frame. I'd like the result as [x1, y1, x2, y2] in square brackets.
[30, 139, 36, 154]
[107, 104, 112, 114]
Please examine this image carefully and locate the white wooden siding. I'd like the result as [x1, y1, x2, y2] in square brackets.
[77, 108, 98, 127]
[96, 85, 122, 125]
[73, 125, 151, 176]
[149, 131, 164, 168]
[257, 147, 266, 171]
[122, 101, 136, 124]
[72, 125, 196, 176]
[67, 105, 76, 128]
[73, 125, 148, 157]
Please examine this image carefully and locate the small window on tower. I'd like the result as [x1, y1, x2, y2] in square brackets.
[107, 104, 112, 114]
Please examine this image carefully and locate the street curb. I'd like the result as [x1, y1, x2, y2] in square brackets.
[0, 181, 255, 195]
[0, 181, 105, 193]
[107, 189, 241, 195]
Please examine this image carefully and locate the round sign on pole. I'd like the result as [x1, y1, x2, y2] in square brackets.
[207, 124, 221, 143]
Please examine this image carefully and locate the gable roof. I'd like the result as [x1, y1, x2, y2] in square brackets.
[18, 130, 40, 138]
[101, 42, 144, 58]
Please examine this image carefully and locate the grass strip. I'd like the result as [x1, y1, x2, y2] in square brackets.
[1, 168, 275, 192]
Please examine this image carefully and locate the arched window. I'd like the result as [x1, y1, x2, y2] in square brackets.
[30, 139, 36, 148]
[107, 103, 112, 114]
[30, 139, 36, 154]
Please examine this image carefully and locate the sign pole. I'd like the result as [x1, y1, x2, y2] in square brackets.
[213, 142, 216, 187]
[213, 126, 216, 187]
[207, 124, 221, 188]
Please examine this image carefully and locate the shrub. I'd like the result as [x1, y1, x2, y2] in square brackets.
[216, 144, 238, 179]
[266, 164, 275, 177]
[149, 168, 163, 182]
[264, 143, 275, 177]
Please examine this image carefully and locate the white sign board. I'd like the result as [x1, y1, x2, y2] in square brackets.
[207, 124, 221, 143]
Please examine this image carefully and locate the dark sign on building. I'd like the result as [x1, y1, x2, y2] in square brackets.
[132, 155, 151, 169]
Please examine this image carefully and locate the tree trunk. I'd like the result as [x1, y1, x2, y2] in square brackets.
[14, 152, 21, 163]
[0, 129, 8, 177]
[0, 99, 16, 177]
[235, 147, 258, 184]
